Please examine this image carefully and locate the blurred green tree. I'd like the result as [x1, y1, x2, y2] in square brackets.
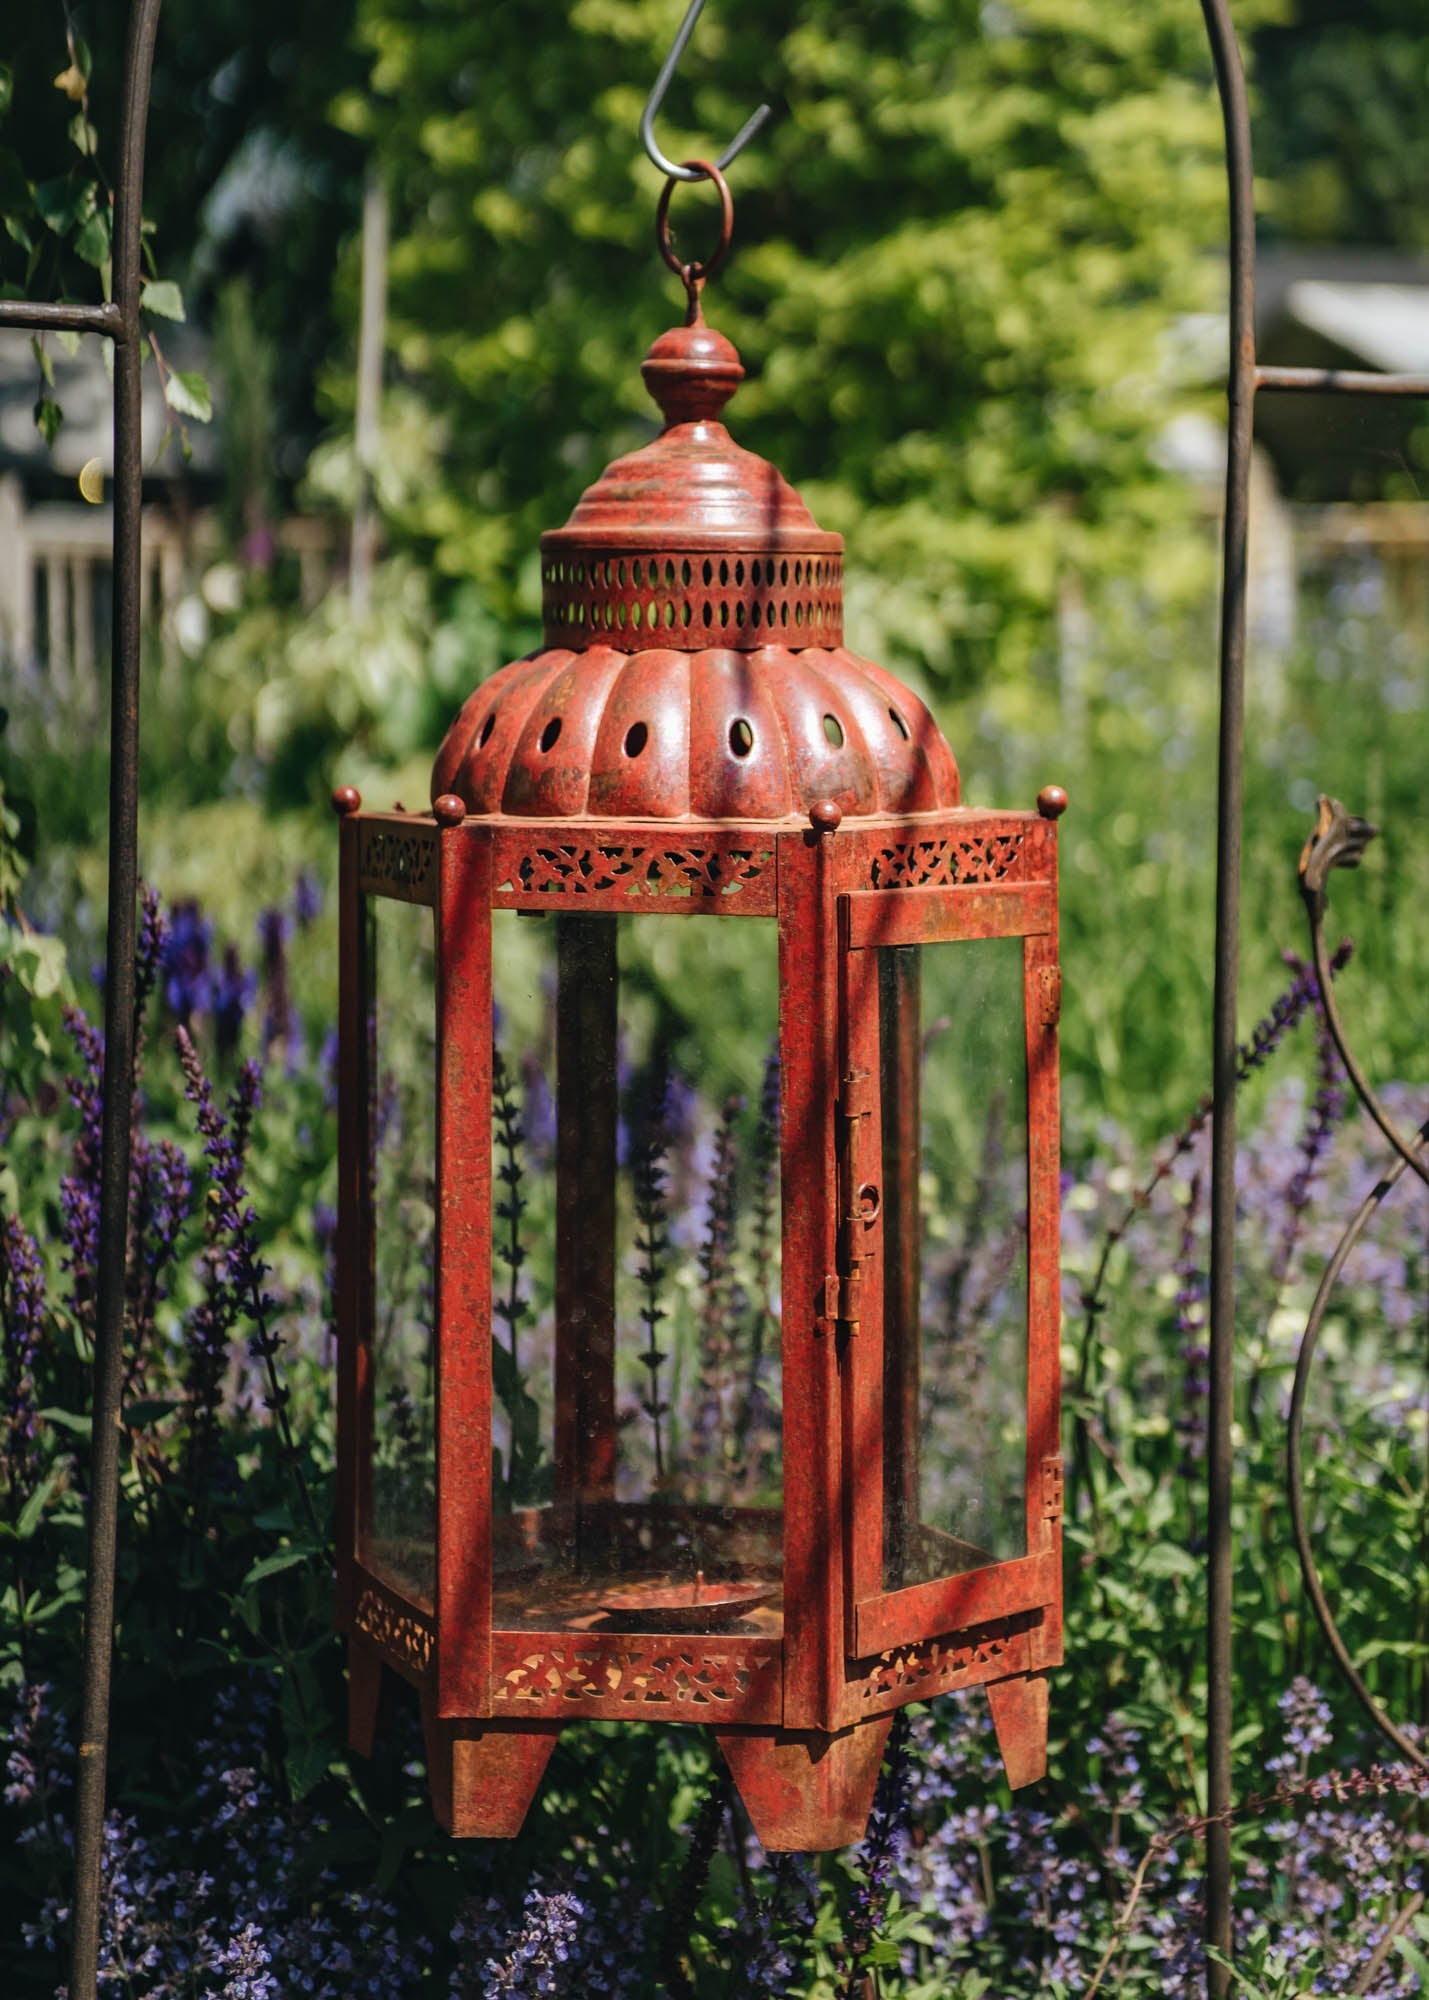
[336, 0, 1239, 692]
[1253, 0, 1429, 251]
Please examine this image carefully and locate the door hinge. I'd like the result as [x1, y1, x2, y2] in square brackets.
[816, 1266, 864, 1337]
[1037, 965, 1062, 1029]
[1041, 1454, 1064, 1521]
[840, 1069, 876, 1122]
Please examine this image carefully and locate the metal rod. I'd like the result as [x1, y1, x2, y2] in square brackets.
[0, 300, 124, 336]
[1198, 0, 1255, 1989]
[67, 4, 164, 1996]
[639, 0, 772, 183]
[1256, 365, 1429, 398]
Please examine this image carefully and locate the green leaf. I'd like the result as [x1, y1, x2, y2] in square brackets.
[68, 114, 99, 158]
[73, 209, 111, 269]
[0, 146, 27, 209]
[141, 279, 185, 322]
[1138, 1542, 1200, 1579]
[37, 1405, 90, 1437]
[1395, 1937, 1429, 1985]
[15, 1464, 65, 1539]
[122, 1399, 180, 1430]
[0, 64, 13, 119]
[164, 370, 212, 422]
[242, 1544, 317, 1587]
[56, 330, 80, 359]
[30, 336, 54, 387]
[33, 176, 87, 235]
[33, 397, 63, 448]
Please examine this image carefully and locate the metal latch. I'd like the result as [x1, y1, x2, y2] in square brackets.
[1041, 1454, 1064, 1521]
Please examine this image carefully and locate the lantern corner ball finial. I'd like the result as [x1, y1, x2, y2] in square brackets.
[331, 784, 362, 817]
[1037, 784, 1068, 820]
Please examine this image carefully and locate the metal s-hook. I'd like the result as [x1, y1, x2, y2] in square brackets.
[639, 0, 772, 183]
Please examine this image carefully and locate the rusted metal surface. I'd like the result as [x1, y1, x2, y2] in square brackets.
[338, 788, 1064, 1842]
[341, 163, 1063, 1847]
[436, 818, 495, 1719]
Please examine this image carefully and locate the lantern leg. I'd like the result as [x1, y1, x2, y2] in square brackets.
[346, 1636, 398, 1758]
[420, 1700, 562, 1839]
[555, 916, 618, 1530]
[879, 946, 922, 1591]
[986, 1671, 1049, 1789]
[714, 1718, 893, 1852]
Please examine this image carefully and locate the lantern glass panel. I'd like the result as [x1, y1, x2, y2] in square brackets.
[361, 894, 437, 1607]
[879, 936, 1028, 1593]
[488, 909, 783, 1633]
[489, 909, 559, 1519]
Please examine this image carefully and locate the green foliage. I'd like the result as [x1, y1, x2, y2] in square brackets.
[0, 14, 206, 450]
[1254, 0, 1429, 250]
[341, 0, 1239, 691]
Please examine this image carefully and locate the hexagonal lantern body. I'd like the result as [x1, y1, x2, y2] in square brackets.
[334, 316, 1064, 1850]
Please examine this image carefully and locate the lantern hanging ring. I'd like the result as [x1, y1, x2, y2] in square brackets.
[639, 0, 773, 183]
[656, 159, 734, 315]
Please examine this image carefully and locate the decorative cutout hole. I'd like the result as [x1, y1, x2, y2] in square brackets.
[889, 707, 910, 740]
[729, 718, 755, 758]
[539, 717, 562, 753]
[719, 559, 729, 586]
[682, 558, 692, 586]
[702, 558, 714, 586]
[623, 722, 649, 758]
[823, 713, 844, 747]
[703, 602, 713, 626]
[663, 601, 675, 627]
[478, 711, 497, 747]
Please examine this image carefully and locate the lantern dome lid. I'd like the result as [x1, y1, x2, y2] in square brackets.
[432, 312, 961, 824]
[540, 313, 844, 654]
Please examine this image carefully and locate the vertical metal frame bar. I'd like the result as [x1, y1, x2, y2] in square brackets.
[0, 5, 167, 1991]
[1198, 3, 1256, 1983]
[777, 825, 845, 1730]
[334, 811, 370, 1628]
[436, 823, 495, 1717]
[840, 922, 885, 1618]
[1023, 901, 1061, 1572]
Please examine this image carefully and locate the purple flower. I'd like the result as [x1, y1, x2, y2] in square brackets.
[213, 943, 256, 1062]
[292, 867, 323, 928]
[163, 899, 215, 1024]
[1, 1214, 46, 1503]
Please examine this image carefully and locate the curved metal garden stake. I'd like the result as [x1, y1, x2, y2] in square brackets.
[1286, 799, 1429, 1773]
[1192, 0, 1429, 1984]
[0, 3, 164, 1995]
[640, 0, 773, 183]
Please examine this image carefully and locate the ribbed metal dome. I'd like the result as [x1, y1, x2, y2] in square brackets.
[431, 312, 961, 822]
[430, 642, 959, 821]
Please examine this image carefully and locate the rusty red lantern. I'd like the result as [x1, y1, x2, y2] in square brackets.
[333, 171, 1065, 1851]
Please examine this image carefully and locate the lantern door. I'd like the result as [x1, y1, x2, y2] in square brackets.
[837, 874, 1062, 1676]
[336, 811, 492, 1720]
